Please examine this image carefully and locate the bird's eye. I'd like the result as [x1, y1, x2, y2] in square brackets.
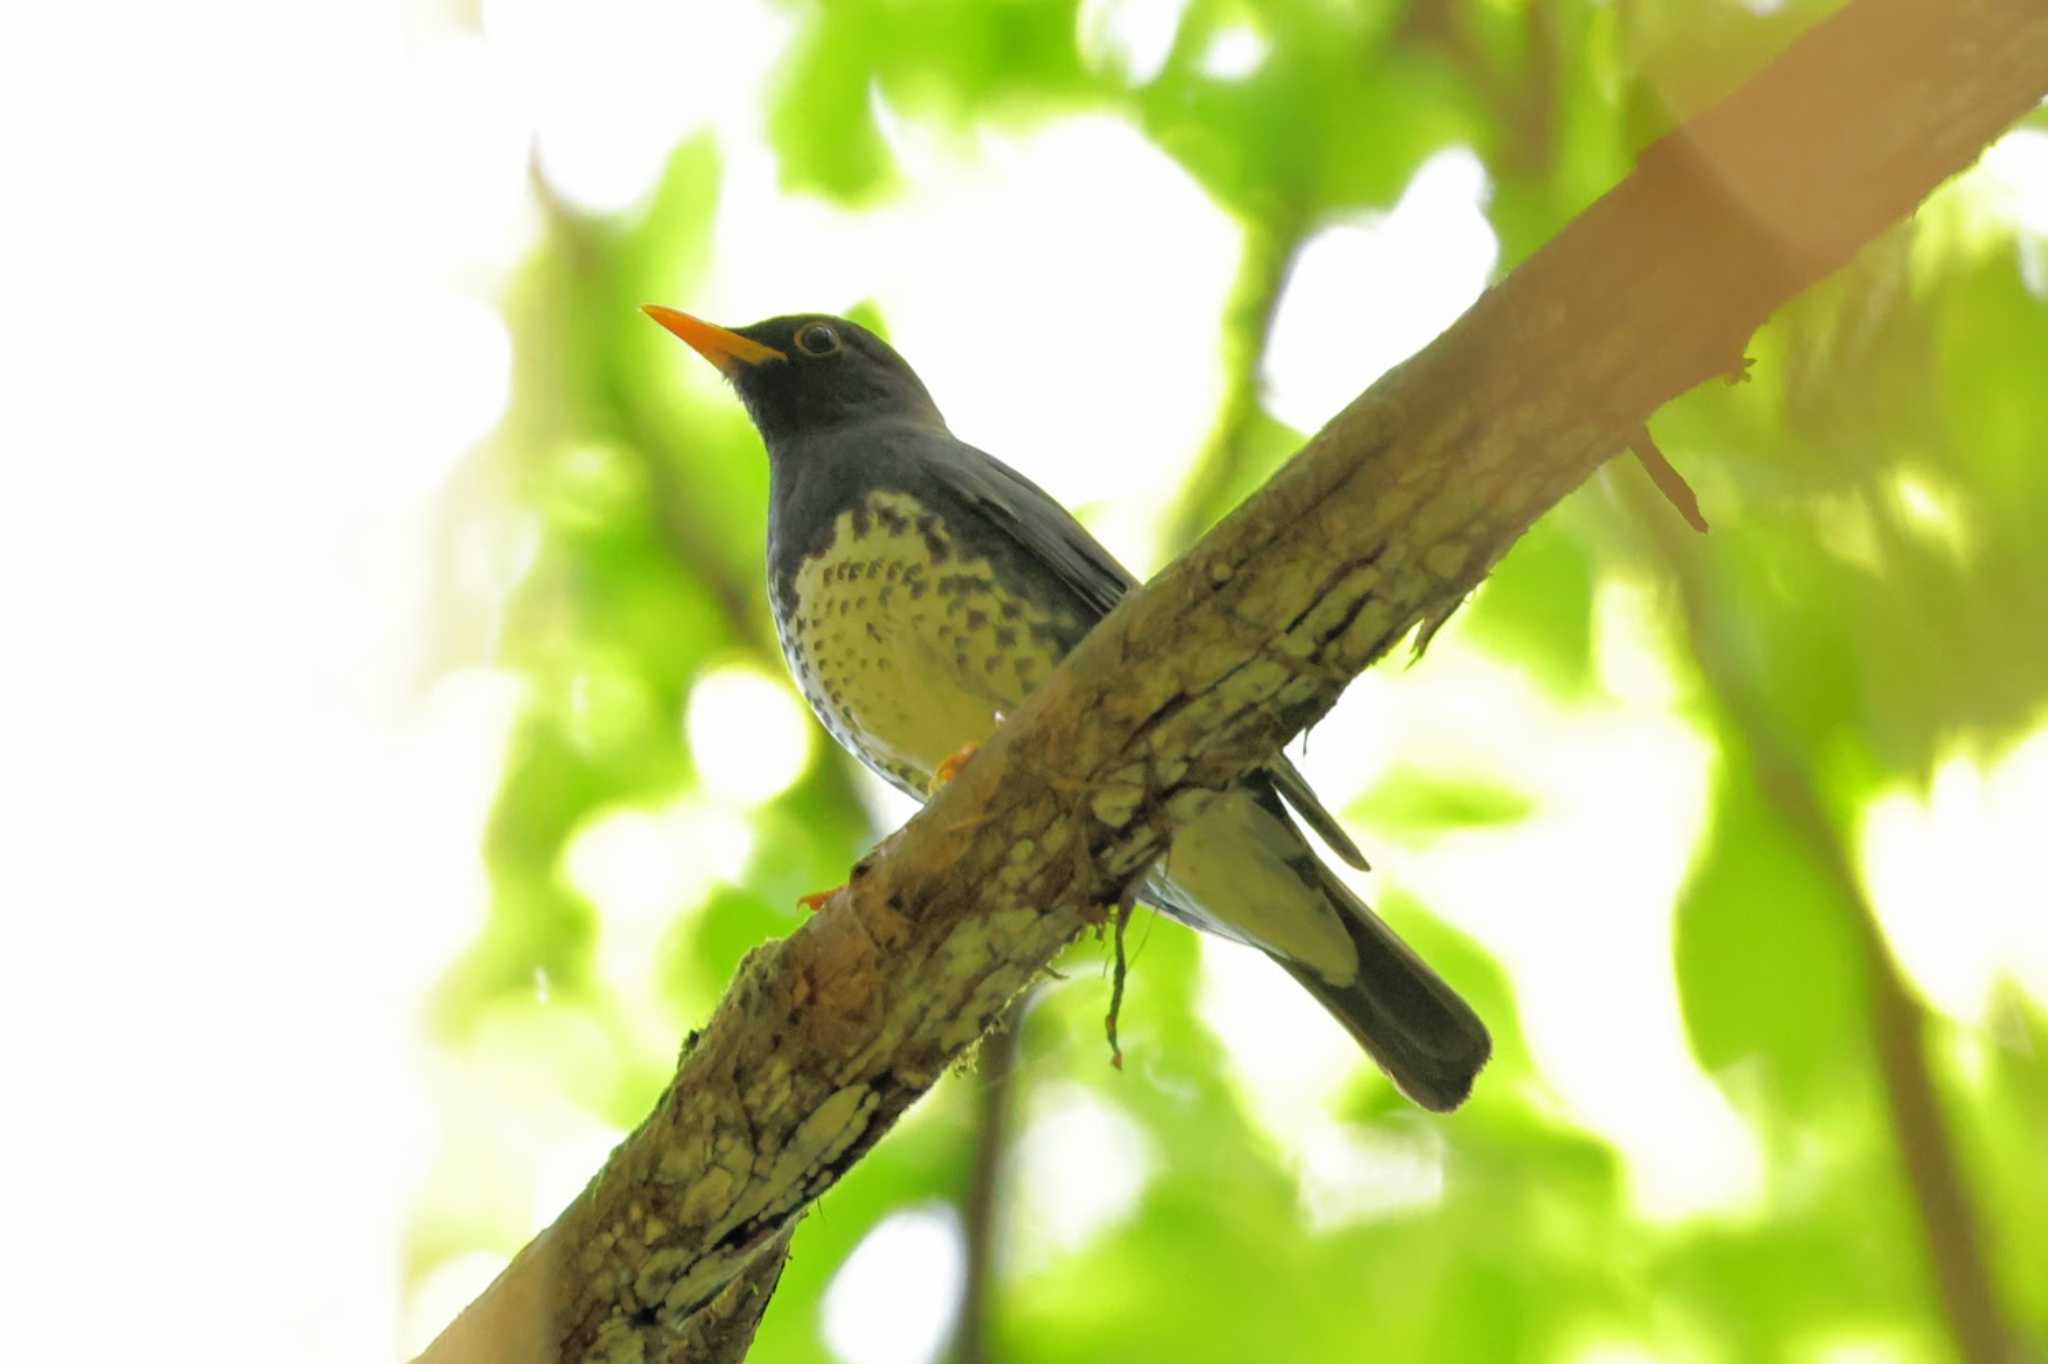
[795, 322, 841, 357]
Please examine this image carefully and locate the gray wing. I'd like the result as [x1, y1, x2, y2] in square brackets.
[930, 443, 1370, 871]
[939, 445, 1133, 616]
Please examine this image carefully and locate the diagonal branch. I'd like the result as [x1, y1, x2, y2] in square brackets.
[419, 1, 2048, 1358]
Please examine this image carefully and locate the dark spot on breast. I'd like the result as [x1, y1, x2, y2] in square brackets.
[999, 600, 1024, 620]
[885, 562, 902, 582]
[851, 502, 872, 537]
[865, 622, 884, 644]
[867, 560, 880, 578]
[964, 608, 988, 632]
[878, 586, 894, 608]
[954, 651, 970, 672]
[994, 626, 1017, 649]
[909, 580, 928, 601]
[1029, 622, 1065, 648]
[916, 514, 952, 563]
[1016, 658, 1039, 684]
[877, 503, 909, 535]
[984, 655, 1003, 673]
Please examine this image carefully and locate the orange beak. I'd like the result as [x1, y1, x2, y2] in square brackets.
[641, 305, 786, 376]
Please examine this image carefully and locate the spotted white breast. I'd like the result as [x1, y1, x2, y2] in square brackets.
[774, 490, 1085, 796]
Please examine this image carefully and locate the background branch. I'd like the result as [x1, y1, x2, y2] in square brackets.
[1627, 478, 2014, 1364]
[951, 995, 1029, 1364]
[421, 1, 2048, 1357]
[528, 160, 777, 648]
[1162, 218, 1304, 554]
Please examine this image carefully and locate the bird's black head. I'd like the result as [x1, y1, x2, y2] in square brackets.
[644, 308, 943, 446]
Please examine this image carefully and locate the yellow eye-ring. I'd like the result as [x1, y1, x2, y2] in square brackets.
[794, 322, 841, 357]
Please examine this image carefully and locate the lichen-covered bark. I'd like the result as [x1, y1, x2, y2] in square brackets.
[418, 2, 2048, 1359]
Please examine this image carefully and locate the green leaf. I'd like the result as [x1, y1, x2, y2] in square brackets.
[1460, 514, 1598, 695]
[1673, 752, 1869, 1109]
[1350, 768, 1538, 839]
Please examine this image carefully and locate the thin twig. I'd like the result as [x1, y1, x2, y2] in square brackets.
[1629, 427, 1710, 532]
[1105, 902, 1136, 1071]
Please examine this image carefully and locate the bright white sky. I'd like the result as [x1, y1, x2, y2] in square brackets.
[3, 4, 2045, 1363]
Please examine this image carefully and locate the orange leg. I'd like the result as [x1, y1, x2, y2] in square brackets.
[928, 742, 981, 795]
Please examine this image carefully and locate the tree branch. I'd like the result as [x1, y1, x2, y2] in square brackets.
[671, 1226, 795, 1363]
[1625, 479, 2014, 1364]
[420, 1, 2048, 1357]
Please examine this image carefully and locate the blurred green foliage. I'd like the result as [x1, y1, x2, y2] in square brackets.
[413, 1, 2048, 1360]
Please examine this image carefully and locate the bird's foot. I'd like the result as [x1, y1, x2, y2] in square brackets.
[928, 743, 980, 796]
[796, 885, 844, 913]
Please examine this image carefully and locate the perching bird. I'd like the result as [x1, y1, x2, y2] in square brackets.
[645, 307, 1490, 1111]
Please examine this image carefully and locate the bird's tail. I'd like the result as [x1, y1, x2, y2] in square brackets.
[1274, 865, 1491, 1112]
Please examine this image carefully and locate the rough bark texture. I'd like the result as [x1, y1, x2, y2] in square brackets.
[669, 1227, 793, 1363]
[419, 1, 2048, 1359]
